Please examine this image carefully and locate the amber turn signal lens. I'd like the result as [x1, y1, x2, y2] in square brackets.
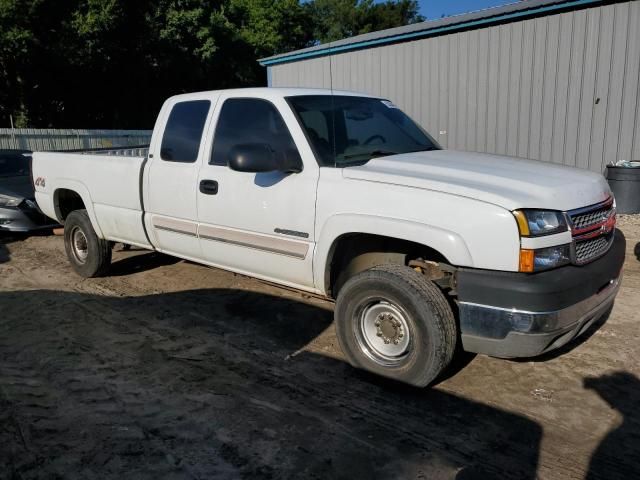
[512, 210, 530, 236]
[519, 249, 535, 272]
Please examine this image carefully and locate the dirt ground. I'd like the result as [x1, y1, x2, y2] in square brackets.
[0, 219, 639, 480]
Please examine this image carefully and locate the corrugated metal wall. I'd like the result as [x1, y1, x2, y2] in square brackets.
[270, 1, 640, 173]
[0, 129, 152, 151]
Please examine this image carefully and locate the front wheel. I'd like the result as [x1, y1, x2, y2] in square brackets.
[335, 264, 457, 387]
[64, 210, 112, 278]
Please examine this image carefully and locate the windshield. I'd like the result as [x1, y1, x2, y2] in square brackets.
[287, 95, 440, 167]
[0, 151, 30, 177]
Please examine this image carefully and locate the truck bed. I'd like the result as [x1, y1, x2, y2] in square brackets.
[32, 150, 151, 248]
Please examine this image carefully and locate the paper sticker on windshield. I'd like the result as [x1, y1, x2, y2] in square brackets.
[381, 100, 398, 109]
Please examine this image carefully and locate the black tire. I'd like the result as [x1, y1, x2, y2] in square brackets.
[64, 209, 112, 278]
[335, 264, 457, 387]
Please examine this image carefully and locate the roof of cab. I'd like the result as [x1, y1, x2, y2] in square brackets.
[165, 87, 378, 103]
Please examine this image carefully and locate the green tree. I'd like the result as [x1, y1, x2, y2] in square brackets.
[306, 0, 423, 44]
[0, 0, 421, 129]
[228, 0, 313, 56]
[360, 0, 423, 34]
[0, 0, 74, 127]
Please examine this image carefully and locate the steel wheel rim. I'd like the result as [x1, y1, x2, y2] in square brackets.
[71, 227, 89, 264]
[357, 300, 411, 366]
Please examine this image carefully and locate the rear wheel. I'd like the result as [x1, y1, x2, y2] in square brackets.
[64, 210, 111, 278]
[335, 264, 457, 387]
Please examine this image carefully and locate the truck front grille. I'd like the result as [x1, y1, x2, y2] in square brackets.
[568, 197, 616, 265]
[570, 203, 614, 231]
[574, 233, 612, 265]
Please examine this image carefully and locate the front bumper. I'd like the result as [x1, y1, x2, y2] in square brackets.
[457, 229, 626, 358]
[0, 204, 58, 232]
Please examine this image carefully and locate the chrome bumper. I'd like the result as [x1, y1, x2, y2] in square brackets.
[459, 274, 621, 358]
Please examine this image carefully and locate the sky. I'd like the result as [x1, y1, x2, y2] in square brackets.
[417, 0, 516, 19]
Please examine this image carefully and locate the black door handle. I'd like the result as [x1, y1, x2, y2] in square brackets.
[199, 179, 218, 195]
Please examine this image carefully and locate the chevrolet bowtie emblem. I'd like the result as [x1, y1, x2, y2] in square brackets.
[601, 214, 616, 234]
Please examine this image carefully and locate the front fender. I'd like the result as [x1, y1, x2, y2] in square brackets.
[313, 213, 473, 294]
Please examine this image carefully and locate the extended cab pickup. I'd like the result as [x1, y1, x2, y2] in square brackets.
[32, 88, 625, 386]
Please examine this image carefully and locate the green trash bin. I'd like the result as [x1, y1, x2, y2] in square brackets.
[606, 165, 640, 214]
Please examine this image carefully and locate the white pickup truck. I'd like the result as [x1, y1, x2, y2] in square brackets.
[32, 88, 625, 386]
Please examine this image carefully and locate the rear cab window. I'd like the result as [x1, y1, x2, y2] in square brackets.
[160, 100, 211, 163]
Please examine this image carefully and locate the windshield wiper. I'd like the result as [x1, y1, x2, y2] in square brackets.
[407, 146, 439, 153]
[342, 150, 399, 160]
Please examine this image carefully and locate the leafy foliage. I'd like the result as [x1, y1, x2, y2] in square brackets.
[307, 0, 422, 44]
[0, 0, 422, 128]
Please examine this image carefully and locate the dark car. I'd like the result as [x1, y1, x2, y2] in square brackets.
[0, 149, 59, 232]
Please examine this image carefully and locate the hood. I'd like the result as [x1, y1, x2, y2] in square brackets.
[342, 150, 611, 211]
[0, 175, 33, 201]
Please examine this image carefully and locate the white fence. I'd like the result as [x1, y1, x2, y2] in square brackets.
[0, 128, 152, 151]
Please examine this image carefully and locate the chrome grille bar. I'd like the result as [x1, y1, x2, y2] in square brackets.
[567, 197, 616, 265]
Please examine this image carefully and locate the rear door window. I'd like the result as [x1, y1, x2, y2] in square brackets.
[160, 100, 211, 163]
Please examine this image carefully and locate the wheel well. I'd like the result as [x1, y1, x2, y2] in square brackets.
[326, 233, 449, 298]
[54, 189, 86, 223]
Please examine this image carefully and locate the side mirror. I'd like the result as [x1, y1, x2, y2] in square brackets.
[227, 143, 302, 174]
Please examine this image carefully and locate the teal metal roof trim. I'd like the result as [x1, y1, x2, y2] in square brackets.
[259, 0, 608, 66]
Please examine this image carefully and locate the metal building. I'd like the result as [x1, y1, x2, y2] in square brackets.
[260, 0, 640, 173]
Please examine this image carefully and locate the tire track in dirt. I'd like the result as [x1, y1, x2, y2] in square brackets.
[0, 271, 460, 478]
[28, 289, 514, 478]
[0, 294, 237, 479]
[3, 234, 640, 478]
[73, 287, 538, 478]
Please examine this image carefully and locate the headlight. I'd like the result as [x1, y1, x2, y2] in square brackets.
[0, 194, 21, 207]
[519, 244, 571, 272]
[513, 209, 568, 237]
